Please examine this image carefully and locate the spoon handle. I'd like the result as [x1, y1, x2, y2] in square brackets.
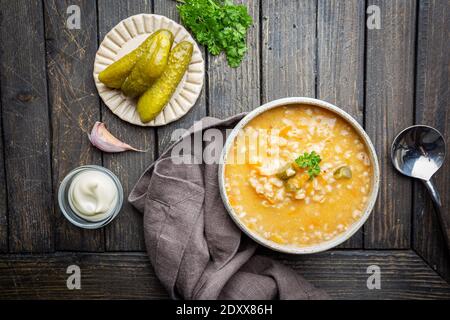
[423, 179, 450, 252]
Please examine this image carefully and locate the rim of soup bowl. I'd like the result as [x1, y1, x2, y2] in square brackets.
[218, 97, 380, 254]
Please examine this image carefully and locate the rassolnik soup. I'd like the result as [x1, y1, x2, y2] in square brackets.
[224, 105, 373, 247]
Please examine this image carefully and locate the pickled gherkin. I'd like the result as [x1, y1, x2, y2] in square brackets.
[98, 32, 157, 89]
[137, 41, 193, 123]
[121, 29, 174, 98]
[334, 165, 352, 179]
[276, 163, 297, 180]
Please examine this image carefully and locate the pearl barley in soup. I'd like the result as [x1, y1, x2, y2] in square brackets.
[224, 105, 373, 247]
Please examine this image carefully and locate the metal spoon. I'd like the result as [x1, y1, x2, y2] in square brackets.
[391, 125, 449, 250]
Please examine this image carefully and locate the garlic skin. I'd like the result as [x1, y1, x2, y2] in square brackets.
[88, 122, 145, 153]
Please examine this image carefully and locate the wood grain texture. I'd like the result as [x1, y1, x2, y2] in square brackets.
[44, 0, 104, 251]
[0, 252, 167, 299]
[261, 0, 316, 102]
[0, 91, 7, 253]
[267, 249, 450, 300]
[413, 0, 450, 282]
[97, 0, 154, 252]
[208, 0, 260, 118]
[365, 0, 416, 248]
[154, 0, 207, 154]
[317, 0, 365, 248]
[1, 250, 449, 299]
[0, 0, 54, 252]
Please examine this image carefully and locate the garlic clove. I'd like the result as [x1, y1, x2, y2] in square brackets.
[88, 122, 146, 153]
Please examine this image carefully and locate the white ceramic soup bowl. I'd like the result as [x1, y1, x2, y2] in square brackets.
[218, 97, 380, 254]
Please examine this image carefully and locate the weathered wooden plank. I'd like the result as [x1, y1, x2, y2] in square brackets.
[365, 0, 416, 248]
[268, 249, 450, 300]
[261, 0, 316, 102]
[98, 0, 154, 251]
[0, 250, 449, 299]
[44, 0, 104, 251]
[208, 0, 260, 118]
[154, 0, 207, 153]
[0, 253, 167, 299]
[413, 0, 450, 282]
[317, 0, 365, 248]
[0, 0, 54, 252]
[0, 97, 7, 253]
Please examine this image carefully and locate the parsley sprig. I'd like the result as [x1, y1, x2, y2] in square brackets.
[295, 151, 322, 180]
[176, 0, 253, 67]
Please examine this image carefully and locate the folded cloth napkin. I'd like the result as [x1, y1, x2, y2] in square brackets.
[129, 114, 329, 300]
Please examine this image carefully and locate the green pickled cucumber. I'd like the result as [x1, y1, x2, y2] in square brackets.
[121, 30, 174, 98]
[137, 41, 193, 123]
[98, 32, 158, 89]
[334, 165, 352, 179]
[276, 163, 297, 180]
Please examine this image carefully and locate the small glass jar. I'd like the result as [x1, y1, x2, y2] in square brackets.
[58, 165, 123, 229]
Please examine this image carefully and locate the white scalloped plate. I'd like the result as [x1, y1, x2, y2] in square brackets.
[93, 14, 204, 126]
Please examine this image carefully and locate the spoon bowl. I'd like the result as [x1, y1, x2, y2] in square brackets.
[391, 125, 449, 253]
[391, 125, 445, 181]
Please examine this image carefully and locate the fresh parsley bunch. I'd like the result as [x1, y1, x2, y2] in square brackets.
[177, 0, 253, 67]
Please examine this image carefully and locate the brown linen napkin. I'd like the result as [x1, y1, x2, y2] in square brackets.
[129, 114, 329, 300]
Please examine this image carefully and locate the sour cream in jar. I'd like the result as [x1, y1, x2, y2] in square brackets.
[58, 165, 123, 229]
[68, 170, 118, 221]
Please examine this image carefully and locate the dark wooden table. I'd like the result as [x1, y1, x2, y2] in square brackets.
[0, 0, 449, 299]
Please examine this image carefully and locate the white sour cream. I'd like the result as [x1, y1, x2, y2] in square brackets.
[68, 170, 118, 221]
